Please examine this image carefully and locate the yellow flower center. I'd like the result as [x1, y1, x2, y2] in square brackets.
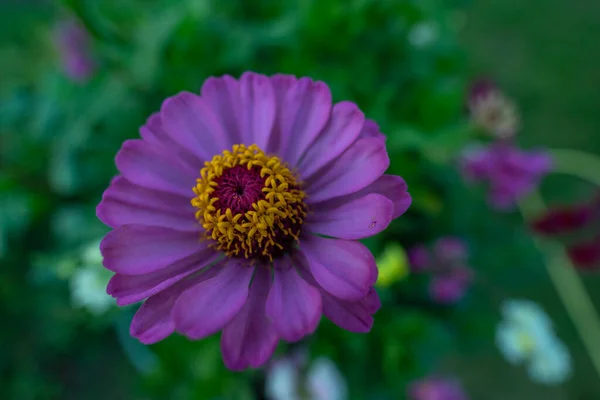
[191, 144, 307, 262]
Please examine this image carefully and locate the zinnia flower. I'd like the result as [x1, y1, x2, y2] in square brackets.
[532, 193, 600, 270]
[265, 355, 348, 400]
[408, 376, 468, 400]
[467, 79, 519, 139]
[96, 72, 412, 370]
[460, 141, 552, 210]
[55, 18, 96, 82]
[407, 237, 473, 304]
[495, 299, 572, 385]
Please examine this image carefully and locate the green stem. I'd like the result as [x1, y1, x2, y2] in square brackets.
[549, 149, 600, 186]
[519, 147, 600, 379]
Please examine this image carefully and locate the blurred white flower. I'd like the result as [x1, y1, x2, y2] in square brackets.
[496, 299, 572, 385]
[469, 90, 519, 139]
[408, 22, 438, 48]
[306, 357, 348, 400]
[266, 356, 348, 400]
[70, 239, 114, 315]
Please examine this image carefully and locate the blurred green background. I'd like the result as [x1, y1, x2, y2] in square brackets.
[1, 0, 599, 399]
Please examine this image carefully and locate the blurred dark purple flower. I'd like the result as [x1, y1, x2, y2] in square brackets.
[408, 237, 473, 304]
[429, 267, 473, 304]
[433, 236, 469, 264]
[55, 18, 96, 82]
[567, 237, 600, 270]
[408, 245, 431, 272]
[461, 141, 553, 210]
[468, 78, 497, 104]
[409, 376, 468, 400]
[532, 193, 600, 270]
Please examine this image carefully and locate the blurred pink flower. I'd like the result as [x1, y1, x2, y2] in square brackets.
[409, 376, 468, 400]
[461, 141, 552, 210]
[55, 18, 96, 82]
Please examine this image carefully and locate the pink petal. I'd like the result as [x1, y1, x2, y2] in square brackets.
[304, 137, 390, 203]
[221, 267, 279, 370]
[312, 174, 411, 220]
[278, 77, 332, 167]
[97, 176, 198, 231]
[115, 139, 197, 197]
[306, 194, 394, 239]
[130, 268, 216, 344]
[266, 257, 322, 342]
[139, 112, 203, 169]
[107, 247, 220, 306]
[200, 75, 243, 145]
[173, 260, 253, 340]
[299, 101, 364, 180]
[239, 72, 276, 150]
[299, 235, 377, 301]
[100, 225, 202, 274]
[160, 91, 229, 161]
[567, 237, 600, 270]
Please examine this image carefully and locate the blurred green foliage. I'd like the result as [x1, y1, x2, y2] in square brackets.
[1, 0, 597, 399]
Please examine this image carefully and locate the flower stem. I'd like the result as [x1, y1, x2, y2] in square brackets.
[549, 149, 600, 186]
[519, 190, 600, 379]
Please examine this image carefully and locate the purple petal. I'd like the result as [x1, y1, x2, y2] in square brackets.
[359, 119, 386, 142]
[407, 245, 431, 272]
[107, 247, 220, 306]
[97, 176, 198, 231]
[173, 260, 253, 340]
[100, 225, 202, 274]
[221, 267, 279, 370]
[295, 253, 380, 333]
[239, 72, 276, 150]
[299, 235, 377, 301]
[277, 77, 332, 167]
[200, 75, 243, 145]
[160, 91, 229, 161]
[130, 268, 216, 344]
[267, 74, 298, 153]
[139, 113, 203, 169]
[304, 137, 390, 203]
[306, 194, 394, 239]
[312, 175, 411, 220]
[115, 139, 197, 197]
[298, 101, 364, 179]
[322, 288, 380, 333]
[266, 258, 322, 342]
[433, 237, 468, 264]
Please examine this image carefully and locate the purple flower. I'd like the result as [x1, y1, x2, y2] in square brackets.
[55, 19, 96, 82]
[407, 237, 473, 304]
[409, 376, 468, 400]
[461, 141, 552, 210]
[429, 267, 473, 304]
[408, 245, 431, 272]
[96, 72, 412, 370]
[433, 237, 468, 264]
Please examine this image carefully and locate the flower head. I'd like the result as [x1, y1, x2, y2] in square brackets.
[265, 355, 348, 400]
[96, 72, 411, 370]
[532, 193, 600, 270]
[408, 376, 468, 400]
[468, 80, 519, 139]
[460, 142, 552, 210]
[495, 299, 572, 385]
[55, 18, 96, 82]
[407, 237, 472, 305]
[70, 239, 115, 315]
